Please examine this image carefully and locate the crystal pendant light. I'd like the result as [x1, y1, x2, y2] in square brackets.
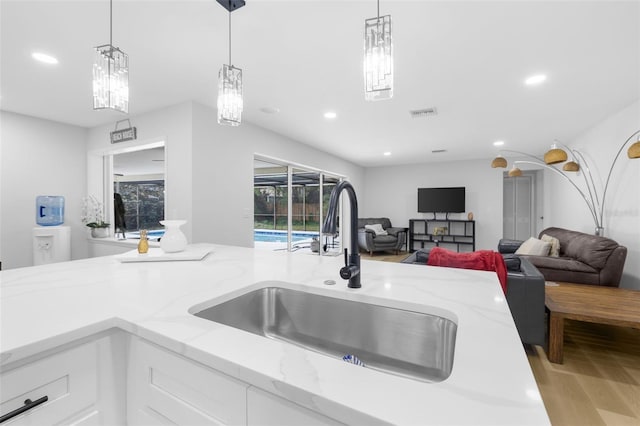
[217, 1, 245, 126]
[364, 0, 393, 101]
[217, 63, 243, 126]
[93, 0, 129, 113]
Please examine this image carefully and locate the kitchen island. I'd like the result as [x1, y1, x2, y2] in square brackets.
[0, 244, 549, 425]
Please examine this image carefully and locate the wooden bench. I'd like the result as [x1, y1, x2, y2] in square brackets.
[544, 282, 640, 363]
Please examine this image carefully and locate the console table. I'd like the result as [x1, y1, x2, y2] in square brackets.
[409, 219, 475, 252]
[545, 282, 640, 363]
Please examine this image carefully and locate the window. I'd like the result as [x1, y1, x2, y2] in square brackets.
[114, 180, 165, 232]
[111, 144, 165, 237]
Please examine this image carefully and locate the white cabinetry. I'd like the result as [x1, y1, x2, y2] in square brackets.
[127, 337, 248, 425]
[0, 333, 124, 425]
[247, 387, 343, 426]
[2, 332, 346, 426]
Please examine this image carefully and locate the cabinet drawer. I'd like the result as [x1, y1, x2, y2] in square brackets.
[247, 387, 343, 426]
[128, 338, 247, 425]
[0, 342, 98, 425]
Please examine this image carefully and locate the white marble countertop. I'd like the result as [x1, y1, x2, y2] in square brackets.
[0, 244, 550, 425]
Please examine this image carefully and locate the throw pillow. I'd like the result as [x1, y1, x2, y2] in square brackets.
[364, 223, 388, 236]
[540, 234, 560, 257]
[515, 237, 551, 256]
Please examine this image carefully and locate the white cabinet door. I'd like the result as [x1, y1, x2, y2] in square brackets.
[0, 339, 107, 425]
[127, 337, 248, 425]
[247, 387, 344, 426]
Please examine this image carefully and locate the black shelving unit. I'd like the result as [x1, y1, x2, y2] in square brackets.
[409, 219, 475, 252]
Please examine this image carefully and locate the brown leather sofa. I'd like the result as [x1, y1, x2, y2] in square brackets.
[499, 227, 627, 287]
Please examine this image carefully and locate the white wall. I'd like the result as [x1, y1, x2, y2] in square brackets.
[191, 102, 365, 247]
[85, 101, 364, 250]
[547, 100, 640, 289]
[361, 159, 503, 251]
[86, 102, 194, 241]
[0, 111, 87, 269]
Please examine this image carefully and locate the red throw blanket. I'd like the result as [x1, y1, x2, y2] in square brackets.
[426, 247, 508, 294]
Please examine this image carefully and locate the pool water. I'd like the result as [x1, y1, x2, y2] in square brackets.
[127, 230, 165, 239]
[125, 230, 319, 243]
[254, 230, 319, 243]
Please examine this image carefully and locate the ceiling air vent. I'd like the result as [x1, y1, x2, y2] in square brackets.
[409, 107, 438, 118]
[432, 149, 447, 154]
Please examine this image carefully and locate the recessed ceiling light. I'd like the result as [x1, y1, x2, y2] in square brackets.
[31, 52, 58, 64]
[525, 74, 546, 86]
[323, 111, 337, 119]
[383, 152, 391, 156]
[493, 140, 505, 146]
[260, 106, 280, 114]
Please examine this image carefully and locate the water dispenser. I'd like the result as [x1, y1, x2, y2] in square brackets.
[32, 226, 71, 265]
[36, 195, 65, 226]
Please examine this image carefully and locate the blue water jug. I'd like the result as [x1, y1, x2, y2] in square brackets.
[36, 195, 65, 226]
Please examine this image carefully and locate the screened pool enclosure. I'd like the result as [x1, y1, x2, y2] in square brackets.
[254, 158, 343, 252]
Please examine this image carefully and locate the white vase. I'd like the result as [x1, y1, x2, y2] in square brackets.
[160, 220, 188, 253]
[91, 227, 109, 238]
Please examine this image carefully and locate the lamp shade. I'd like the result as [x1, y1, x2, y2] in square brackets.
[544, 147, 568, 164]
[628, 141, 640, 159]
[508, 166, 523, 177]
[491, 156, 507, 168]
[562, 161, 580, 172]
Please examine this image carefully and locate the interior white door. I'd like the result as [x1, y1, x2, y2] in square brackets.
[503, 173, 535, 240]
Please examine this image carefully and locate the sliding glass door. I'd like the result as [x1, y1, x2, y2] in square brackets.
[253, 157, 342, 254]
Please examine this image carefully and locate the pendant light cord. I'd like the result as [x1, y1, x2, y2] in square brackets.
[228, 11, 232, 66]
[109, 0, 113, 47]
[377, 0, 380, 19]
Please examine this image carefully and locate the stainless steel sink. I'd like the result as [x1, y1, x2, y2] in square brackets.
[192, 287, 457, 382]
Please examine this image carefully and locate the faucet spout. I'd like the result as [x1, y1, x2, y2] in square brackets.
[322, 181, 361, 288]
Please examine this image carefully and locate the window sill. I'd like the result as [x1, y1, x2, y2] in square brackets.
[87, 237, 160, 248]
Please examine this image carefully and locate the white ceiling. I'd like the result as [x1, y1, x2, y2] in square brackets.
[113, 146, 165, 175]
[2, 0, 639, 167]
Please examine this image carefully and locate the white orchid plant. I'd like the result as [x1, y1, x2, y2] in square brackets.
[81, 195, 110, 228]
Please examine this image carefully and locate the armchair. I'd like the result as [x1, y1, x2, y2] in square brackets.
[357, 218, 407, 255]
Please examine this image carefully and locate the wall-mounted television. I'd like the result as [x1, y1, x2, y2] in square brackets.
[417, 187, 466, 213]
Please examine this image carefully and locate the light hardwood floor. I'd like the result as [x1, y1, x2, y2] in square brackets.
[367, 253, 640, 425]
[359, 251, 412, 263]
[527, 320, 640, 426]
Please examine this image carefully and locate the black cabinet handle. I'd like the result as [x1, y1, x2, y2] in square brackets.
[0, 396, 48, 423]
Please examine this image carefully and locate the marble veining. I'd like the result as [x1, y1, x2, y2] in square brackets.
[0, 244, 550, 425]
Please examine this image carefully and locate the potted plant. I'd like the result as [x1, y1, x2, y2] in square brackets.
[82, 195, 110, 238]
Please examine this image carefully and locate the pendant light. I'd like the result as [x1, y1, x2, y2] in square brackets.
[364, 0, 393, 101]
[217, 0, 245, 126]
[93, 0, 129, 113]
